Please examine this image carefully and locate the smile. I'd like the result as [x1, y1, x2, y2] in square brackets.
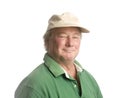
[63, 49, 74, 53]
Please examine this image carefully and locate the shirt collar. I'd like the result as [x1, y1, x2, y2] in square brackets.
[60, 63, 83, 78]
[44, 53, 83, 78]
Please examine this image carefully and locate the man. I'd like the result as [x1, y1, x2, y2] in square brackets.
[15, 12, 103, 98]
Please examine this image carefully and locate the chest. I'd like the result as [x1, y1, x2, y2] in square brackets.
[44, 75, 98, 98]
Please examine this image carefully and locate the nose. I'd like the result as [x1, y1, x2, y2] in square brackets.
[66, 36, 74, 47]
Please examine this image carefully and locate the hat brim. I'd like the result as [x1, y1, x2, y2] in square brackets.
[78, 27, 90, 33]
[47, 25, 90, 33]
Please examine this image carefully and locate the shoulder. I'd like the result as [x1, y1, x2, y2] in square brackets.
[15, 63, 55, 97]
[81, 69, 97, 83]
[17, 63, 54, 91]
[81, 69, 101, 91]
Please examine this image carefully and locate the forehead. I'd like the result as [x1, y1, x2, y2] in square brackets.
[50, 27, 81, 35]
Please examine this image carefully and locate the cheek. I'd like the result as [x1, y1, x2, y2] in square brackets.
[55, 39, 65, 48]
[75, 41, 81, 49]
[51, 39, 62, 51]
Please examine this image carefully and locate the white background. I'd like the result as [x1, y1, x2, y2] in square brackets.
[0, 0, 120, 98]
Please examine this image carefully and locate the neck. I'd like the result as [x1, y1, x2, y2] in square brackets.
[61, 63, 77, 79]
[48, 53, 77, 79]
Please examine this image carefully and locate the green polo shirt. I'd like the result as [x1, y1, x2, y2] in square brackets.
[15, 53, 103, 98]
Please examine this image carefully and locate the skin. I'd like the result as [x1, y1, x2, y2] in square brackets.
[47, 27, 82, 79]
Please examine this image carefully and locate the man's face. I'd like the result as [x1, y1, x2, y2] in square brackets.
[47, 27, 81, 63]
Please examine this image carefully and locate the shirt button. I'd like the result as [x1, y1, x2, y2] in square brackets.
[74, 85, 77, 88]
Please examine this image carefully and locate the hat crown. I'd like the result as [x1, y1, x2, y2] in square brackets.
[61, 12, 79, 22]
[49, 12, 79, 24]
[46, 12, 89, 33]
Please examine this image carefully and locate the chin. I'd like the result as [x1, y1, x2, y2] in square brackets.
[65, 55, 75, 60]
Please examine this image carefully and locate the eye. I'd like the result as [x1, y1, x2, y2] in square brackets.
[72, 35, 80, 39]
